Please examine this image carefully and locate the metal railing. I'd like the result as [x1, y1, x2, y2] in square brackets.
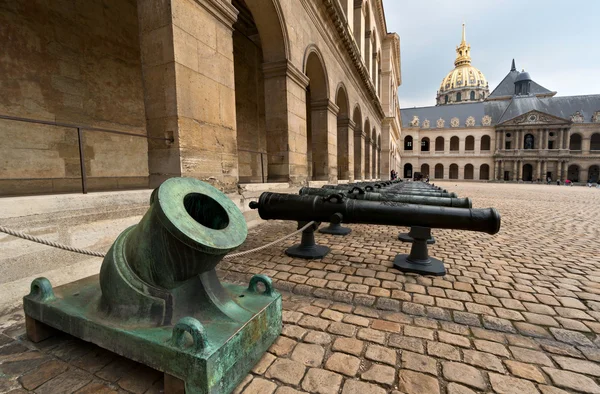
[0, 114, 173, 194]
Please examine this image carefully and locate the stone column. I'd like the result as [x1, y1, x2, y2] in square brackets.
[582, 137, 591, 153]
[337, 118, 355, 181]
[518, 160, 523, 181]
[364, 31, 372, 77]
[536, 160, 541, 181]
[474, 166, 480, 181]
[563, 129, 569, 149]
[311, 99, 339, 182]
[541, 161, 547, 180]
[458, 165, 464, 180]
[263, 61, 310, 185]
[557, 161, 563, 181]
[353, 1, 365, 60]
[364, 136, 371, 179]
[557, 128, 563, 150]
[380, 123, 391, 181]
[372, 143, 377, 179]
[443, 165, 449, 180]
[512, 161, 518, 181]
[500, 160, 505, 180]
[493, 160, 498, 180]
[354, 130, 365, 180]
[495, 131, 501, 152]
[137, 0, 239, 191]
[501, 130, 506, 150]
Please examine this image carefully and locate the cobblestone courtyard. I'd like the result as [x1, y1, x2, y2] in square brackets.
[1, 182, 600, 393]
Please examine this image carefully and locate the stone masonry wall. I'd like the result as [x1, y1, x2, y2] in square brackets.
[0, 0, 148, 196]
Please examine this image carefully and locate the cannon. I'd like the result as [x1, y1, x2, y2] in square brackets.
[249, 192, 501, 275]
[23, 178, 281, 394]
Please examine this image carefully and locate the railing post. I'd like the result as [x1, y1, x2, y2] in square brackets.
[77, 128, 88, 194]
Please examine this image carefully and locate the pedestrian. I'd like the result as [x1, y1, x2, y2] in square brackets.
[547, 176, 551, 185]
[556, 180, 560, 186]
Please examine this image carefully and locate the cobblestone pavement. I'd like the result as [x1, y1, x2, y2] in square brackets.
[1, 182, 600, 393]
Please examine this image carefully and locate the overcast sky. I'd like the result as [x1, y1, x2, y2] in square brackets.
[382, 0, 600, 108]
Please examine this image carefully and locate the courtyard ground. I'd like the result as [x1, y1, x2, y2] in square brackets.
[1, 182, 600, 393]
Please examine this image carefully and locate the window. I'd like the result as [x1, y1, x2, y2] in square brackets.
[505, 141, 511, 149]
[445, 95, 448, 104]
[470, 91, 475, 100]
[548, 140, 554, 149]
[456, 92, 462, 102]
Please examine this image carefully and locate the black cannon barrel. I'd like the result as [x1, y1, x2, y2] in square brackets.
[383, 190, 458, 198]
[299, 187, 471, 208]
[250, 193, 500, 235]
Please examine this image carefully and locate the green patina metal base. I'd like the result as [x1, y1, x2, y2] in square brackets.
[24, 274, 281, 394]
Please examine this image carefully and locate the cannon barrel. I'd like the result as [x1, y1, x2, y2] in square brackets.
[299, 187, 471, 208]
[250, 193, 500, 234]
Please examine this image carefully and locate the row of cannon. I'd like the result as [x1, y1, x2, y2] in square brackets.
[249, 179, 501, 276]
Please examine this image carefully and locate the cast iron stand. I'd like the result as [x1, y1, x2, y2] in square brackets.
[394, 226, 446, 276]
[318, 213, 352, 236]
[286, 221, 330, 259]
[398, 226, 435, 244]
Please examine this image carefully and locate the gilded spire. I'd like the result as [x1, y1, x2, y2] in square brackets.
[454, 23, 471, 67]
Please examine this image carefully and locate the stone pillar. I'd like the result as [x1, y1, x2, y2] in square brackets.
[263, 61, 310, 185]
[493, 160, 498, 180]
[474, 166, 480, 181]
[372, 142, 377, 179]
[311, 99, 339, 182]
[380, 124, 391, 181]
[536, 161, 541, 182]
[500, 160, 505, 180]
[364, 136, 371, 179]
[542, 129, 547, 150]
[558, 161, 563, 181]
[337, 118, 355, 181]
[557, 128, 563, 150]
[581, 167, 589, 183]
[518, 160, 523, 181]
[364, 31, 372, 77]
[582, 137, 591, 153]
[512, 161, 518, 181]
[354, 130, 365, 180]
[501, 130, 506, 150]
[443, 165, 449, 180]
[495, 131, 501, 152]
[137, 0, 239, 191]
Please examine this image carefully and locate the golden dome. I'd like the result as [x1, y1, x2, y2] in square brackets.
[436, 24, 490, 105]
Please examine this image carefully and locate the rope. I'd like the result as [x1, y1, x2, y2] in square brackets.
[0, 221, 315, 260]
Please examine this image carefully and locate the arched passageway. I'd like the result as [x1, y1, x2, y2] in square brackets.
[305, 49, 329, 180]
[567, 164, 580, 182]
[404, 163, 413, 179]
[449, 163, 458, 179]
[421, 164, 430, 178]
[523, 164, 533, 181]
[589, 165, 600, 182]
[364, 119, 371, 179]
[480, 164, 490, 180]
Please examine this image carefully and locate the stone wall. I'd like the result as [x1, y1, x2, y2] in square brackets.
[0, 0, 148, 196]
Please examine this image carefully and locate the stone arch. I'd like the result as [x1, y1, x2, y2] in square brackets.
[449, 163, 459, 179]
[353, 105, 364, 180]
[589, 165, 599, 182]
[233, 0, 291, 183]
[567, 164, 580, 182]
[480, 164, 490, 180]
[464, 164, 474, 179]
[591, 133, 600, 150]
[434, 163, 444, 179]
[569, 133, 582, 150]
[421, 163, 430, 177]
[480, 135, 491, 151]
[304, 46, 331, 181]
[465, 135, 475, 151]
[523, 163, 533, 181]
[421, 137, 430, 152]
[336, 84, 350, 180]
[364, 118, 371, 179]
[435, 136, 444, 151]
[450, 136, 459, 151]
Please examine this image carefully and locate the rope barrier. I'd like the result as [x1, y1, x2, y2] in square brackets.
[0, 221, 315, 260]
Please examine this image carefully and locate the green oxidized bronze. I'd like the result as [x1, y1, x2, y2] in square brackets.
[23, 178, 282, 394]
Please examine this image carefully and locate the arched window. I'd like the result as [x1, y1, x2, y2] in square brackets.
[480, 135, 491, 151]
[464, 164, 474, 179]
[450, 136, 459, 151]
[403, 163, 413, 178]
[480, 164, 490, 180]
[445, 95, 448, 104]
[421, 164, 430, 177]
[570, 134, 582, 150]
[456, 92, 462, 102]
[591, 133, 600, 150]
[589, 165, 599, 183]
[470, 91, 475, 100]
[434, 164, 444, 179]
[567, 164, 580, 182]
[404, 135, 413, 151]
[435, 137, 444, 151]
[449, 164, 459, 179]
[465, 136, 475, 151]
[421, 137, 430, 152]
[524, 134, 534, 149]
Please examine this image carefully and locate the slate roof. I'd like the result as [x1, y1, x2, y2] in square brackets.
[487, 69, 554, 99]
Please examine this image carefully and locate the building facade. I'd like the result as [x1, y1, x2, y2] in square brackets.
[0, 0, 402, 196]
[400, 27, 600, 183]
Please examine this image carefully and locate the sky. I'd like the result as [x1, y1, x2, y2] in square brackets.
[382, 0, 600, 108]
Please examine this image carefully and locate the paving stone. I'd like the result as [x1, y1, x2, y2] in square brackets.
[504, 360, 546, 383]
[269, 336, 297, 356]
[488, 372, 539, 394]
[473, 339, 510, 357]
[243, 378, 277, 394]
[282, 325, 308, 340]
[442, 362, 487, 390]
[543, 367, 600, 394]
[398, 370, 440, 394]
[446, 382, 477, 394]
[298, 316, 330, 331]
[304, 331, 332, 345]
[404, 325, 434, 340]
[356, 328, 386, 344]
[364, 344, 396, 365]
[252, 352, 276, 374]
[342, 315, 369, 327]
[117, 364, 162, 393]
[0, 351, 49, 377]
[553, 355, 600, 376]
[453, 311, 481, 326]
[463, 349, 505, 372]
[327, 322, 356, 337]
[324, 352, 361, 377]
[265, 358, 307, 385]
[510, 346, 554, 366]
[332, 337, 364, 356]
[483, 315, 516, 333]
[361, 364, 396, 385]
[18, 360, 69, 390]
[301, 368, 343, 394]
[291, 343, 325, 367]
[438, 331, 471, 348]
[35, 368, 93, 394]
[371, 319, 401, 333]
[538, 386, 572, 394]
[320, 309, 344, 322]
[389, 335, 425, 353]
[74, 380, 119, 393]
[536, 339, 582, 358]
[550, 328, 595, 347]
[275, 387, 306, 394]
[402, 351, 437, 375]
[427, 341, 460, 361]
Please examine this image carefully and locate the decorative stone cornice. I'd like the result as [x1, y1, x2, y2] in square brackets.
[263, 60, 310, 88]
[311, 99, 340, 115]
[194, 0, 238, 30]
[321, 0, 385, 119]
